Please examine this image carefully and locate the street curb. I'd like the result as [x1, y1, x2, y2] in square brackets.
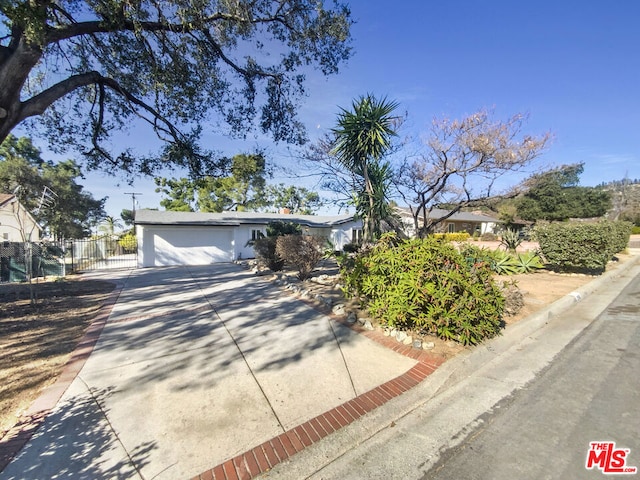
[254, 253, 640, 480]
[436, 253, 640, 392]
[2, 255, 638, 479]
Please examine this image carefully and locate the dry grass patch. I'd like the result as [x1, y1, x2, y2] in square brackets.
[0, 278, 115, 438]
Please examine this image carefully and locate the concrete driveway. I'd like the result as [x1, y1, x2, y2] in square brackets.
[1, 264, 420, 480]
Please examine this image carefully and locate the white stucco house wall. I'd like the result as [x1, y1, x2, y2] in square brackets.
[135, 209, 362, 268]
[0, 194, 41, 242]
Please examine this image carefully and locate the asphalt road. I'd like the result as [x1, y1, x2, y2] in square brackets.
[422, 270, 640, 480]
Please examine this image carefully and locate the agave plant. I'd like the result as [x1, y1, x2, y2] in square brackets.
[492, 251, 521, 275]
[500, 228, 523, 253]
[515, 251, 544, 273]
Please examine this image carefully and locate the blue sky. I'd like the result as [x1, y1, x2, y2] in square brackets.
[30, 1, 640, 219]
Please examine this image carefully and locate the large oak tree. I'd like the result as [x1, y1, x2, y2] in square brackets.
[0, 1, 352, 176]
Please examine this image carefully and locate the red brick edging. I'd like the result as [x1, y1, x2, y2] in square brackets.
[0, 282, 123, 472]
[192, 316, 446, 480]
[1, 274, 447, 479]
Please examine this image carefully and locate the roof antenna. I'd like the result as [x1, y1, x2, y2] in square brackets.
[33, 186, 57, 214]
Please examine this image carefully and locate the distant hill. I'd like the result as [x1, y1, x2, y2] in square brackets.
[598, 179, 640, 224]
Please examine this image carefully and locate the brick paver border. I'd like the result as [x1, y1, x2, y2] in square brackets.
[0, 281, 123, 472]
[0, 272, 448, 479]
[192, 292, 448, 480]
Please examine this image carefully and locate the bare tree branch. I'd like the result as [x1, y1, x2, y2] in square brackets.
[396, 109, 551, 236]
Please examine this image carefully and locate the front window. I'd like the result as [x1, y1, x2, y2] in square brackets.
[351, 228, 363, 243]
[447, 223, 455, 233]
[251, 229, 265, 241]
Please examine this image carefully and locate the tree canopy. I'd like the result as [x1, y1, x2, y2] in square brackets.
[155, 152, 323, 214]
[0, 0, 352, 176]
[155, 152, 268, 212]
[516, 163, 611, 221]
[266, 183, 322, 214]
[0, 134, 106, 239]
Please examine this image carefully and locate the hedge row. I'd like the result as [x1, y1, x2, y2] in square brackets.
[534, 220, 632, 273]
[431, 232, 471, 242]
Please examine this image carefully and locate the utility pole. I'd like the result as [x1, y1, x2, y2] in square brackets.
[124, 192, 142, 215]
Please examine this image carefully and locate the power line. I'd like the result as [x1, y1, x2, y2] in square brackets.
[124, 192, 142, 214]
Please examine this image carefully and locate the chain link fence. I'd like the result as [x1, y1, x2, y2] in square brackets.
[0, 242, 65, 283]
[0, 235, 137, 283]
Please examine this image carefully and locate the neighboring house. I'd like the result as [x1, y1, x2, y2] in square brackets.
[395, 207, 500, 236]
[135, 209, 362, 267]
[0, 194, 41, 242]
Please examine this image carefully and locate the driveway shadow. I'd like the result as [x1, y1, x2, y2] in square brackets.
[0, 387, 156, 480]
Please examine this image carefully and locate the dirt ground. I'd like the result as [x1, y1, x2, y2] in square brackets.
[0, 277, 115, 439]
[0, 251, 635, 442]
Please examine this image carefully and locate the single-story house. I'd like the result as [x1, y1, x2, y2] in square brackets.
[135, 209, 362, 267]
[395, 207, 500, 236]
[0, 194, 41, 242]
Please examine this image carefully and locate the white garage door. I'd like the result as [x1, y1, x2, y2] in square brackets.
[143, 226, 235, 267]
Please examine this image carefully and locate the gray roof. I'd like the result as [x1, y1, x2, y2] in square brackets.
[395, 207, 499, 223]
[134, 209, 357, 228]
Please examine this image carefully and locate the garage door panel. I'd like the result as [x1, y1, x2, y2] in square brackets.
[145, 226, 234, 266]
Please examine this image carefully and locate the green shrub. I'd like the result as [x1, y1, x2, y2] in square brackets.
[611, 221, 633, 254]
[341, 234, 505, 345]
[253, 237, 284, 271]
[480, 232, 498, 241]
[276, 235, 325, 280]
[118, 233, 137, 253]
[432, 232, 471, 242]
[266, 220, 302, 237]
[342, 242, 360, 253]
[632, 226, 640, 235]
[534, 220, 632, 274]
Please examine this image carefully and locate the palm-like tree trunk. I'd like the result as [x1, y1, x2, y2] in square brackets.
[331, 94, 399, 242]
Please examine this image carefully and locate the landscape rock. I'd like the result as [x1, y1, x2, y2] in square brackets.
[423, 341, 435, 350]
[347, 312, 357, 324]
[395, 331, 407, 343]
[402, 335, 413, 345]
[316, 295, 332, 307]
[412, 340, 422, 349]
[363, 320, 374, 331]
[332, 304, 346, 316]
[311, 274, 335, 286]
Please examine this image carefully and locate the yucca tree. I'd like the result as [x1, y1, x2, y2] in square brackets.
[352, 160, 396, 238]
[331, 94, 399, 241]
